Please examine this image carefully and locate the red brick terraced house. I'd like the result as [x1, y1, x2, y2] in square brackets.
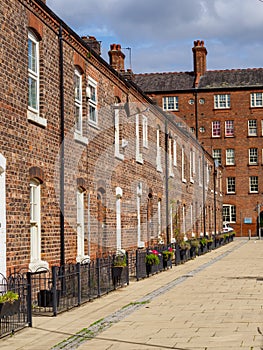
[135, 40, 263, 238]
[0, 0, 222, 276]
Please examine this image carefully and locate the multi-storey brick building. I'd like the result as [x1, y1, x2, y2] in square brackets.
[0, 0, 222, 276]
[135, 40, 263, 237]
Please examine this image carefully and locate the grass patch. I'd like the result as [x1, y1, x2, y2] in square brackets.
[122, 300, 150, 309]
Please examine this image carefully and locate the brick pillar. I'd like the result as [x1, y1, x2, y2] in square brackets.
[192, 40, 207, 77]
[82, 36, 101, 55]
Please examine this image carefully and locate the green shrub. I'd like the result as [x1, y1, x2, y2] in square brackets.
[162, 250, 173, 261]
[0, 291, 19, 304]
[145, 253, 160, 266]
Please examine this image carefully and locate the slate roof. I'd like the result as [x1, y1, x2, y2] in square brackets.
[134, 68, 263, 92]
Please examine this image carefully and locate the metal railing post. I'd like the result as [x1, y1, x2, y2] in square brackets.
[52, 266, 57, 316]
[77, 263, 81, 305]
[26, 272, 32, 327]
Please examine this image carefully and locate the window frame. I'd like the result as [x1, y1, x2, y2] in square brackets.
[223, 204, 236, 223]
[212, 121, 221, 137]
[88, 77, 98, 125]
[74, 69, 83, 134]
[225, 120, 234, 137]
[163, 96, 179, 111]
[249, 148, 258, 165]
[213, 149, 222, 166]
[226, 148, 235, 166]
[226, 177, 235, 194]
[214, 94, 230, 109]
[248, 120, 257, 136]
[251, 92, 263, 108]
[28, 31, 39, 114]
[249, 176, 258, 193]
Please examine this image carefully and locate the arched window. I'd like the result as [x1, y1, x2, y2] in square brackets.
[28, 30, 39, 114]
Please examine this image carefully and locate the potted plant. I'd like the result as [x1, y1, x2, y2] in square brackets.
[145, 252, 160, 276]
[199, 237, 208, 254]
[162, 249, 173, 269]
[179, 241, 191, 262]
[189, 239, 200, 258]
[0, 291, 20, 318]
[112, 252, 127, 287]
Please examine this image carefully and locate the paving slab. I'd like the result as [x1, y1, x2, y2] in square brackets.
[1, 238, 263, 350]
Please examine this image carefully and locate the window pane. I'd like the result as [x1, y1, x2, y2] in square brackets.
[249, 148, 258, 164]
[212, 121, 220, 137]
[89, 105, 96, 123]
[213, 149, 221, 165]
[28, 77, 38, 110]
[250, 176, 258, 192]
[225, 120, 234, 136]
[226, 149, 235, 165]
[28, 39, 37, 73]
[75, 105, 81, 131]
[74, 74, 81, 101]
[251, 93, 263, 107]
[248, 120, 257, 136]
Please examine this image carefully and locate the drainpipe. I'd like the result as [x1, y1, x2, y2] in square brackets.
[213, 161, 217, 237]
[202, 152, 206, 237]
[194, 90, 198, 140]
[59, 24, 65, 267]
[165, 118, 169, 244]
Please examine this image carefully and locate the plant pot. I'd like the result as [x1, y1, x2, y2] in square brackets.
[37, 289, 60, 307]
[112, 266, 125, 287]
[0, 299, 20, 318]
[146, 263, 152, 276]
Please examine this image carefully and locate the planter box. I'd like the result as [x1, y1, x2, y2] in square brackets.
[0, 299, 20, 318]
[163, 259, 172, 269]
[112, 266, 127, 287]
[37, 289, 60, 308]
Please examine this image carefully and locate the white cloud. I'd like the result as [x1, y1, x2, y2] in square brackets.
[48, 0, 263, 73]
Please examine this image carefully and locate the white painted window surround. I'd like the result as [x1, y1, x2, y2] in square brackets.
[114, 108, 124, 160]
[29, 179, 48, 272]
[0, 154, 6, 276]
[116, 187, 122, 250]
[76, 189, 90, 263]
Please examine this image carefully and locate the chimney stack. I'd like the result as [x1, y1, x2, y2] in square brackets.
[82, 36, 101, 55]
[192, 40, 207, 77]
[108, 44, 125, 72]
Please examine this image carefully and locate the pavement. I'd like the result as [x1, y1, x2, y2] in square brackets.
[1, 238, 263, 350]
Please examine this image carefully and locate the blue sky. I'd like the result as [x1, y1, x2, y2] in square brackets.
[48, 0, 263, 73]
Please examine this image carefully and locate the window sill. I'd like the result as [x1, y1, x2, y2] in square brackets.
[182, 178, 187, 184]
[76, 255, 90, 264]
[115, 152, 124, 161]
[29, 259, 49, 272]
[136, 156, 144, 165]
[88, 121, 99, 129]
[156, 165, 163, 173]
[74, 132, 88, 145]
[27, 110, 47, 128]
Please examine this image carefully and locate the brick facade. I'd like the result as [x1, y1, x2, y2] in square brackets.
[0, 0, 222, 275]
[135, 41, 263, 237]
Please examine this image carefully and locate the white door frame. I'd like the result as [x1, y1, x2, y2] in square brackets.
[0, 154, 6, 277]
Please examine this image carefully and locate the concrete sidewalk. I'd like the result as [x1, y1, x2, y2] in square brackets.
[1, 238, 263, 349]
